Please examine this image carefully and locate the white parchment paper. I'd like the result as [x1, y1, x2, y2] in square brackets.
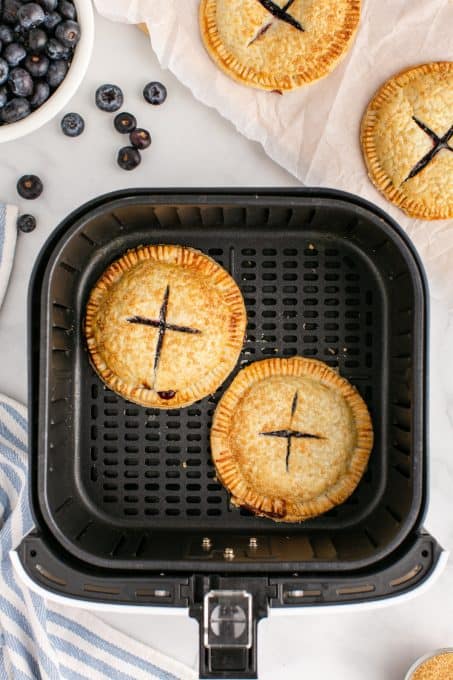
[93, 1, 452, 273]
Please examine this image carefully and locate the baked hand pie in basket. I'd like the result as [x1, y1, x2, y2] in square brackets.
[85, 244, 246, 409]
[211, 357, 373, 522]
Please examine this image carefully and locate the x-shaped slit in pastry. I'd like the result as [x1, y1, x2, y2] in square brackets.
[127, 285, 201, 393]
[249, 0, 304, 47]
[260, 391, 324, 471]
[404, 116, 453, 183]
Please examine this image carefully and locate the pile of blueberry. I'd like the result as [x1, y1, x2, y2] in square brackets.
[0, 0, 80, 125]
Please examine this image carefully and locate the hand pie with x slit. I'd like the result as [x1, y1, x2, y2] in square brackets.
[211, 357, 373, 522]
[84, 245, 246, 408]
[361, 62, 453, 220]
[199, 0, 361, 92]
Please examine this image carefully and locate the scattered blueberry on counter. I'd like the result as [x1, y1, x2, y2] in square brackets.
[114, 111, 136, 134]
[0, 0, 80, 125]
[117, 146, 141, 171]
[61, 110, 84, 136]
[143, 81, 167, 105]
[17, 213, 36, 232]
[130, 127, 151, 150]
[95, 84, 123, 113]
[17, 173, 43, 199]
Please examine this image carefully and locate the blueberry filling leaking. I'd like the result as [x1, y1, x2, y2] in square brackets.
[126, 284, 201, 393]
[157, 391, 176, 400]
[404, 116, 453, 183]
[260, 390, 324, 471]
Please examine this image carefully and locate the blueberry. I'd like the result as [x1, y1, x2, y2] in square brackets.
[143, 81, 167, 105]
[117, 146, 141, 170]
[29, 79, 49, 108]
[2, 0, 21, 25]
[38, 0, 58, 11]
[0, 57, 8, 86]
[9, 66, 33, 96]
[95, 83, 123, 112]
[0, 86, 7, 108]
[57, 0, 76, 20]
[43, 10, 62, 30]
[61, 111, 84, 136]
[3, 42, 26, 66]
[27, 27, 47, 51]
[45, 37, 69, 60]
[46, 58, 67, 87]
[0, 25, 14, 45]
[17, 3, 46, 29]
[1, 97, 30, 122]
[130, 128, 151, 150]
[17, 174, 43, 199]
[55, 19, 80, 48]
[25, 52, 49, 77]
[17, 213, 36, 232]
[114, 111, 136, 134]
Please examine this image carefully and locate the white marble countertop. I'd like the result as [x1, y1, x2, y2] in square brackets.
[1, 11, 453, 680]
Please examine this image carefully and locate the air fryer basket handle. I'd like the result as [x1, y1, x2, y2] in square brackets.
[189, 577, 270, 679]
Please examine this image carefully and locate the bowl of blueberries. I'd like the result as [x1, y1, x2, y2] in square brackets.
[0, 0, 94, 142]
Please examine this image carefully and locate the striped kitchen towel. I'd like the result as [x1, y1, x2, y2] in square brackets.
[0, 393, 196, 680]
[0, 204, 18, 311]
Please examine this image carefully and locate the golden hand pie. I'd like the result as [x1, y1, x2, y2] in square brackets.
[211, 357, 373, 522]
[199, 0, 361, 91]
[361, 61, 453, 220]
[84, 245, 246, 409]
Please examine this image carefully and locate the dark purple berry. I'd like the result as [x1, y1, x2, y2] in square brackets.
[0, 86, 8, 108]
[55, 19, 80, 48]
[3, 42, 26, 66]
[1, 97, 29, 122]
[114, 111, 136, 134]
[17, 213, 36, 232]
[0, 58, 8, 86]
[45, 37, 69, 60]
[57, 0, 76, 20]
[157, 390, 176, 400]
[9, 67, 33, 96]
[143, 81, 167, 105]
[27, 27, 47, 51]
[61, 111, 84, 136]
[0, 26, 14, 45]
[25, 53, 49, 77]
[17, 3, 46, 29]
[38, 0, 58, 11]
[2, 0, 21, 25]
[29, 79, 49, 108]
[17, 174, 43, 199]
[95, 83, 123, 112]
[43, 10, 62, 30]
[130, 128, 151, 150]
[117, 146, 141, 170]
[46, 58, 67, 87]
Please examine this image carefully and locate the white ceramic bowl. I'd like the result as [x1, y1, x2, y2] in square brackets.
[404, 648, 453, 679]
[0, 0, 94, 143]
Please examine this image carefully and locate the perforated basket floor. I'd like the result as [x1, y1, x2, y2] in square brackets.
[30, 190, 427, 571]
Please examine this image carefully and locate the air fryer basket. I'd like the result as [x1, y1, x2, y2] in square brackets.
[20, 189, 441, 679]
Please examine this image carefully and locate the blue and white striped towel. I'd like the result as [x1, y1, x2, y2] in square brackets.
[0, 202, 196, 680]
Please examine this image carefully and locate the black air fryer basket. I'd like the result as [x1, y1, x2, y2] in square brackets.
[19, 189, 442, 678]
